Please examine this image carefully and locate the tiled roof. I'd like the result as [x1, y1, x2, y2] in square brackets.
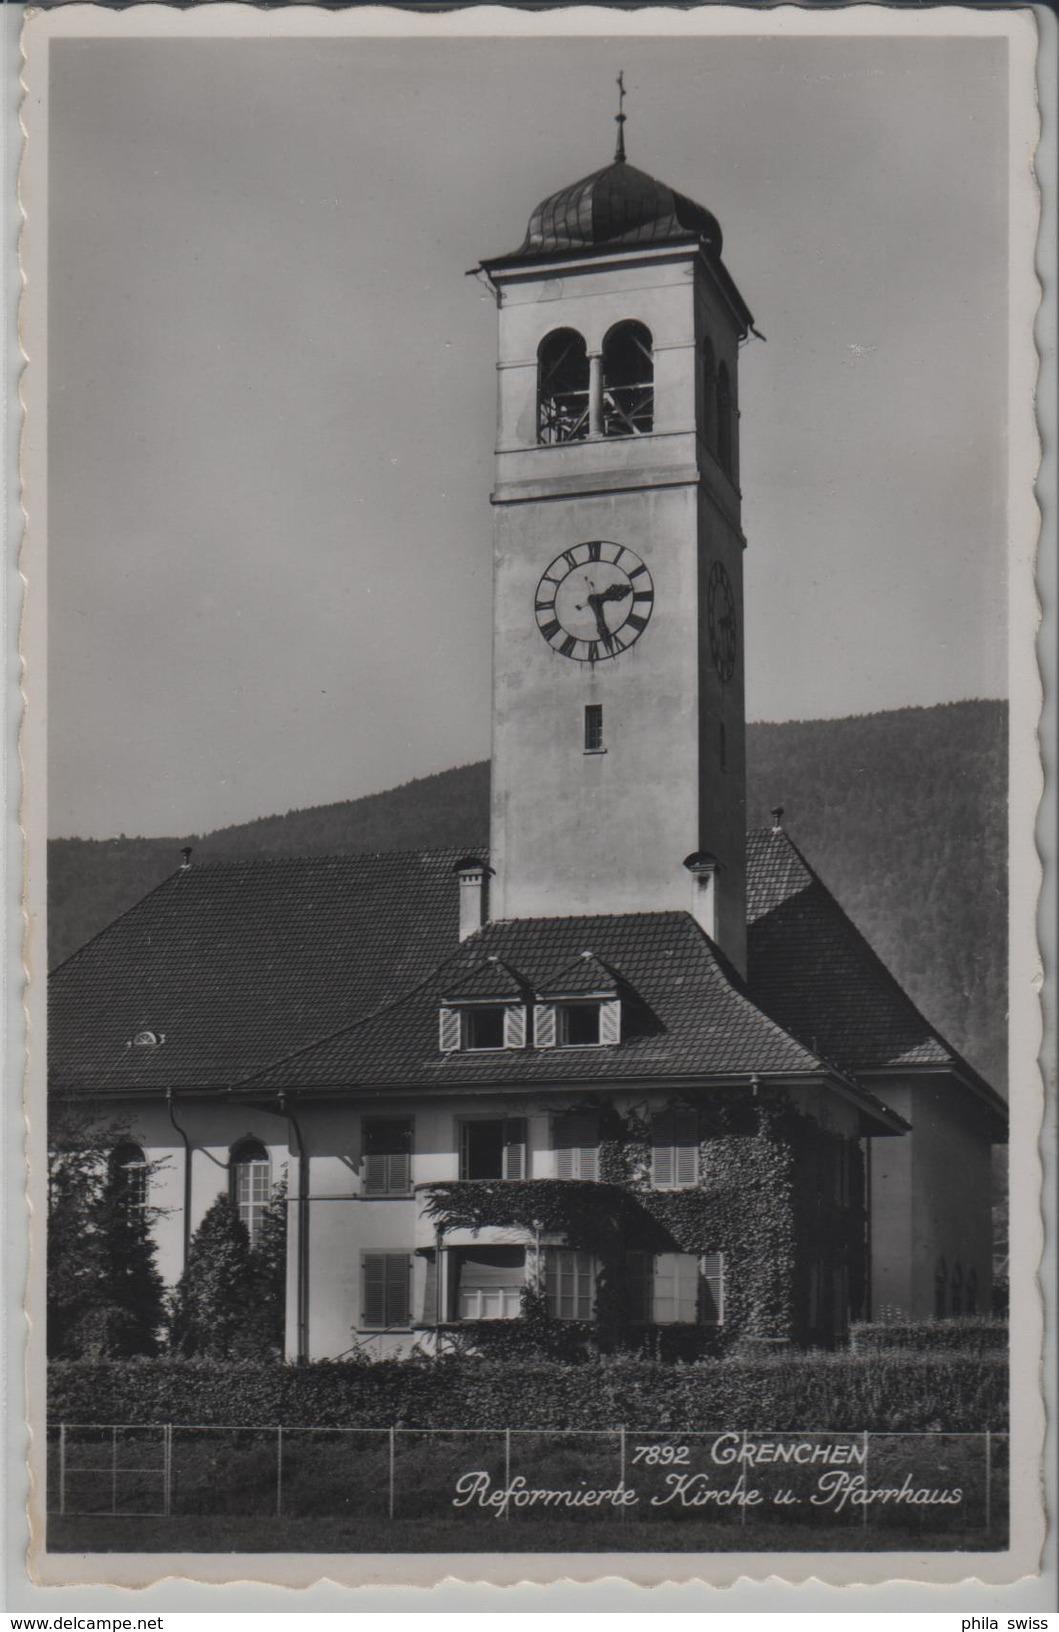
[251, 911, 890, 1115]
[534, 950, 620, 998]
[493, 160, 724, 265]
[48, 850, 476, 1092]
[441, 958, 527, 1003]
[746, 827, 1004, 1117]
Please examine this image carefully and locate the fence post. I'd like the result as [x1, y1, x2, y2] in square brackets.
[164, 1425, 171, 1519]
[862, 1432, 870, 1529]
[388, 1428, 395, 1520]
[276, 1426, 283, 1520]
[619, 1427, 626, 1523]
[740, 1432, 747, 1526]
[111, 1425, 118, 1516]
[58, 1423, 66, 1516]
[984, 1429, 991, 1536]
[505, 1429, 511, 1523]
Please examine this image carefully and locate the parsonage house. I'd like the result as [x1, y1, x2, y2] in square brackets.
[49, 128, 1006, 1362]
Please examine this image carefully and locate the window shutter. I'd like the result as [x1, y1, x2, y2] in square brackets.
[534, 1004, 556, 1048]
[579, 1141, 598, 1182]
[421, 1254, 438, 1325]
[389, 1147, 412, 1194]
[651, 1113, 674, 1188]
[504, 1005, 527, 1050]
[555, 1138, 573, 1180]
[675, 1108, 698, 1187]
[362, 1253, 387, 1327]
[701, 1253, 723, 1325]
[502, 1119, 526, 1180]
[439, 1007, 461, 1052]
[364, 1152, 388, 1194]
[599, 998, 621, 1045]
[386, 1255, 411, 1328]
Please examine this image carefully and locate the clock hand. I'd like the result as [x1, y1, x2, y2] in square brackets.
[597, 582, 632, 606]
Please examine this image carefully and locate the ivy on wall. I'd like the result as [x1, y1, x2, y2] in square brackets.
[422, 1089, 864, 1352]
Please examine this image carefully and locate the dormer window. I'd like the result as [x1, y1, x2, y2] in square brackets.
[465, 1007, 506, 1051]
[439, 958, 530, 1053]
[532, 950, 623, 1049]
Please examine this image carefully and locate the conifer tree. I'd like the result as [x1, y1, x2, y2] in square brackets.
[169, 1194, 259, 1358]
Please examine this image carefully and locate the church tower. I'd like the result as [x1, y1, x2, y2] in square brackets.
[478, 110, 754, 973]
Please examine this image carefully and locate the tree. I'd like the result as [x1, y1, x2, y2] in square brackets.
[169, 1195, 259, 1358]
[47, 1107, 166, 1358]
[250, 1172, 288, 1357]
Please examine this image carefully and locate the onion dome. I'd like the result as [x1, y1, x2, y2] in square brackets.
[511, 158, 724, 263]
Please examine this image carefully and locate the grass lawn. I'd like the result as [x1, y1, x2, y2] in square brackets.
[47, 1513, 1008, 1554]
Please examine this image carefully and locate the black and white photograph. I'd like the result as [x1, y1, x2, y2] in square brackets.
[18, 2, 1047, 1592]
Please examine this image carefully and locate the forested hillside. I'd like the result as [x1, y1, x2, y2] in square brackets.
[48, 699, 1007, 1090]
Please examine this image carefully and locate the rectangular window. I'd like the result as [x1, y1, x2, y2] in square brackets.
[626, 1251, 724, 1325]
[454, 1246, 526, 1321]
[557, 1003, 601, 1046]
[361, 1252, 411, 1329]
[465, 1006, 505, 1050]
[553, 1111, 599, 1181]
[545, 1249, 596, 1320]
[362, 1117, 413, 1195]
[584, 704, 604, 752]
[459, 1118, 526, 1181]
[651, 1108, 699, 1189]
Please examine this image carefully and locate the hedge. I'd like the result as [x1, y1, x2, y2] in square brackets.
[48, 1350, 1007, 1434]
[849, 1318, 1008, 1356]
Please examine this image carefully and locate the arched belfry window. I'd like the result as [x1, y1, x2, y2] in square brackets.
[701, 337, 717, 453]
[111, 1143, 148, 1213]
[537, 329, 589, 445]
[716, 361, 733, 476]
[230, 1139, 270, 1248]
[602, 321, 654, 438]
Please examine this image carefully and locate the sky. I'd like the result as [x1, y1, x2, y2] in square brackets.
[46, 31, 1010, 839]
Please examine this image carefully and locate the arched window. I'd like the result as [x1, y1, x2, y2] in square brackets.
[716, 361, 733, 476]
[110, 1143, 148, 1213]
[230, 1139, 270, 1249]
[602, 321, 654, 437]
[701, 337, 717, 453]
[951, 1262, 964, 1317]
[537, 329, 589, 445]
[934, 1256, 948, 1319]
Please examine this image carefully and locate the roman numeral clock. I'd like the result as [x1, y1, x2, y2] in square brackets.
[534, 541, 655, 663]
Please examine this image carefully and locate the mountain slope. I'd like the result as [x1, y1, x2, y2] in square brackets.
[47, 700, 1007, 1089]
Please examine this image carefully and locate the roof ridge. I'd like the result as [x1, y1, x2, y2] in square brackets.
[170, 843, 489, 872]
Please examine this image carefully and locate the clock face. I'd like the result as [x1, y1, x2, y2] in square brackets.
[534, 541, 654, 663]
[707, 560, 737, 683]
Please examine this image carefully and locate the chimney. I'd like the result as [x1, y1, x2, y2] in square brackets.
[683, 851, 721, 942]
[180, 847, 193, 870]
[454, 857, 492, 941]
[770, 806, 785, 833]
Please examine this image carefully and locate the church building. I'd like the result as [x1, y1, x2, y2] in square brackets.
[49, 124, 1006, 1361]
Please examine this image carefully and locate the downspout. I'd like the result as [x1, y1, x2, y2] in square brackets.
[279, 1094, 310, 1364]
[166, 1090, 193, 1273]
[434, 1222, 444, 1359]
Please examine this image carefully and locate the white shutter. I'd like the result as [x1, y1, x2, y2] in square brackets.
[675, 1108, 698, 1187]
[651, 1113, 674, 1188]
[599, 999, 621, 1045]
[502, 1119, 526, 1180]
[555, 1138, 573, 1180]
[534, 1004, 556, 1048]
[385, 1255, 411, 1328]
[439, 1006, 461, 1052]
[701, 1253, 724, 1325]
[363, 1152, 388, 1194]
[504, 1005, 527, 1049]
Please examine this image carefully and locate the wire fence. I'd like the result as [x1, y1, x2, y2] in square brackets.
[47, 1423, 1008, 1538]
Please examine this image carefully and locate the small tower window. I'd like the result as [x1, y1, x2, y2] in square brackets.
[584, 704, 604, 753]
[537, 329, 589, 445]
[716, 361, 733, 476]
[702, 336, 717, 453]
[602, 321, 654, 437]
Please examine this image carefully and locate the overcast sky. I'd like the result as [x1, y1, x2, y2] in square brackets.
[46, 31, 1009, 839]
